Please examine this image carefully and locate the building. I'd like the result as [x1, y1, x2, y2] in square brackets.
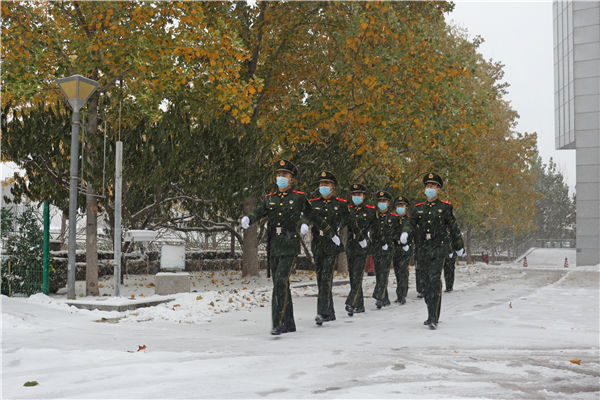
[553, 1, 600, 266]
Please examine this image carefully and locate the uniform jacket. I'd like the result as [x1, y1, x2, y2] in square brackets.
[309, 196, 350, 255]
[248, 189, 333, 256]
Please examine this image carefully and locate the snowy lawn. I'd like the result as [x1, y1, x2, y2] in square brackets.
[2, 262, 599, 399]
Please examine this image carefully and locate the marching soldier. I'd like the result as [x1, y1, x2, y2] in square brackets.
[344, 183, 376, 316]
[371, 190, 397, 309]
[241, 159, 340, 335]
[400, 173, 464, 329]
[392, 195, 412, 305]
[309, 171, 349, 325]
[443, 249, 456, 292]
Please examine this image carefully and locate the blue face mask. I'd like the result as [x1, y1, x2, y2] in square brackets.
[425, 188, 437, 200]
[352, 195, 363, 206]
[396, 207, 406, 215]
[276, 176, 289, 190]
[319, 186, 331, 197]
[378, 202, 388, 211]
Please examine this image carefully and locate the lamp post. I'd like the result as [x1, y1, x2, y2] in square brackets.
[56, 75, 99, 298]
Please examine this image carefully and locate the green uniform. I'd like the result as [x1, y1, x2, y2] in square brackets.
[393, 214, 413, 302]
[247, 189, 333, 332]
[345, 203, 376, 311]
[371, 210, 398, 305]
[404, 199, 463, 324]
[443, 249, 456, 291]
[309, 196, 350, 319]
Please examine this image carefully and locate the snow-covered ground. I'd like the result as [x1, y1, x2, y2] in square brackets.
[2, 259, 599, 399]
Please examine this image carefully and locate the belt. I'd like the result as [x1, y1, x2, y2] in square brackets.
[273, 226, 296, 235]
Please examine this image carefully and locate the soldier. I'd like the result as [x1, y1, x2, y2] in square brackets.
[344, 183, 376, 316]
[392, 195, 412, 305]
[443, 249, 456, 292]
[371, 190, 397, 309]
[400, 173, 464, 329]
[241, 159, 340, 335]
[309, 171, 349, 326]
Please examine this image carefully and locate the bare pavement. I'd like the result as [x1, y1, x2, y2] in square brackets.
[2, 256, 599, 399]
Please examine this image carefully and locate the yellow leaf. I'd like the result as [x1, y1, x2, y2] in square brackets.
[570, 358, 581, 365]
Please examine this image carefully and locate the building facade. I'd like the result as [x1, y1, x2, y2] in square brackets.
[553, 1, 600, 265]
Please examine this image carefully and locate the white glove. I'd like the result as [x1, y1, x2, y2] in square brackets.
[400, 232, 408, 244]
[241, 216, 250, 229]
[332, 235, 341, 246]
[300, 223, 309, 235]
[456, 248, 465, 257]
[382, 244, 388, 251]
[359, 239, 367, 248]
[449, 252, 454, 259]
[403, 245, 409, 251]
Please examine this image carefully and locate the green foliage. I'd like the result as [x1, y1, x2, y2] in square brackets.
[1, 205, 43, 296]
[532, 156, 575, 239]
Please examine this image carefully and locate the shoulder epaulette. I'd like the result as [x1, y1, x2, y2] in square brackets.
[335, 197, 347, 203]
[414, 202, 425, 207]
[292, 190, 304, 195]
[365, 205, 375, 209]
[441, 200, 452, 205]
[390, 212, 399, 217]
[309, 197, 321, 202]
[265, 192, 276, 197]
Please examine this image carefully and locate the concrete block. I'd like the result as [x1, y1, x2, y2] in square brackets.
[576, 164, 600, 183]
[574, 77, 600, 95]
[574, 7, 600, 28]
[574, 42, 600, 62]
[577, 129, 600, 147]
[576, 147, 600, 165]
[575, 112, 600, 130]
[155, 272, 191, 295]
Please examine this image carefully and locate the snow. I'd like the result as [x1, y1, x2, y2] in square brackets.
[2, 255, 599, 399]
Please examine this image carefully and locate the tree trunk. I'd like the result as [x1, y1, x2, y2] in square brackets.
[336, 226, 348, 273]
[211, 232, 217, 249]
[241, 196, 259, 277]
[230, 230, 236, 258]
[85, 94, 100, 296]
[85, 183, 100, 296]
[465, 225, 473, 264]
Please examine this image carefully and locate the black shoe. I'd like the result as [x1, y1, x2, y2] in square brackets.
[376, 299, 383, 309]
[345, 304, 354, 316]
[315, 315, 324, 326]
[281, 325, 296, 333]
[354, 306, 365, 313]
[423, 319, 431, 325]
[271, 327, 282, 335]
[383, 299, 391, 306]
[445, 288, 453, 293]
[324, 315, 336, 322]
[417, 293, 424, 298]
[428, 321, 438, 330]
[394, 298, 400, 303]
[400, 297, 406, 305]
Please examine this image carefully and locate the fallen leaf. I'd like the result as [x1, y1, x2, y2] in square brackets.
[241, 302, 245, 307]
[228, 298, 233, 303]
[509, 302, 512, 308]
[137, 345, 146, 352]
[98, 284, 104, 289]
[130, 294, 135, 299]
[570, 358, 581, 365]
[196, 295, 203, 300]
[23, 381, 38, 387]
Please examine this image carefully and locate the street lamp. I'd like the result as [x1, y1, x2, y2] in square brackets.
[56, 74, 99, 298]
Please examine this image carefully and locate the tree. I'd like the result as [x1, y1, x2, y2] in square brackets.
[2, 1, 255, 292]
